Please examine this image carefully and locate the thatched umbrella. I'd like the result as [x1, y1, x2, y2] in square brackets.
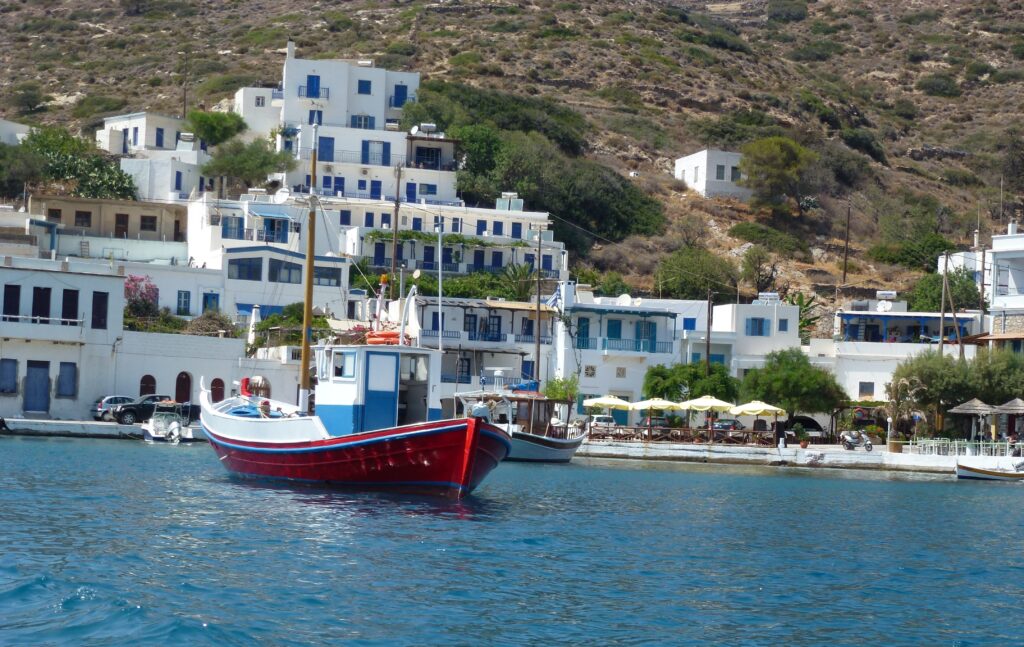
[948, 399, 995, 440]
[995, 399, 1024, 440]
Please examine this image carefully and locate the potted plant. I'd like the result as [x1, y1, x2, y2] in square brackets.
[793, 422, 809, 449]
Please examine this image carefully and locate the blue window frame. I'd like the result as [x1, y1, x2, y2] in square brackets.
[283, 139, 293, 151]
[132, 127, 138, 146]
[511, 222, 522, 239]
[452, 218, 461, 233]
[419, 183, 437, 195]
[493, 221, 504, 236]
[318, 136, 334, 162]
[202, 292, 219, 313]
[57, 362, 77, 397]
[174, 171, 182, 191]
[607, 319, 622, 339]
[491, 251, 503, 267]
[710, 354, 726, 365]
[228, 258, 262, 281]
[393, 84, 408, 107]
[358, 79, 371, 95]
[0, 358, 15, 394]
[745, 317, 770, 337]
[308, 110, 322, 125]
[381, 213, 390, 228]
[121, 128, 129, 154]
[683, 317, 697, 331]
[358, 179, 367, 191]
[340, 210, 351, 226]
[778, 318, 789, 332]
[221, 216, 244, 240]
[351, 115, 373, 129]
[542, 255, 552, 270]
[370, 180, 382, 199]
[364, 212, 374, 227]
[155, 128, 164, 148]
[477, 220, 487, 235]
[412, 217, 422, 231]
[305, 74, 321, 98]
[176, 290, 191, 316]
[335, 176, 344, 194]
[269, 259, 302, 284]
[524, 253, 535, 268]
[323, 176, 332, 190]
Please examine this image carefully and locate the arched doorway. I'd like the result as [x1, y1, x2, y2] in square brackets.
[249, 375, 271, 399]
[211, 378, 225, 403]
[175, 372, 192, 402]
[139, 375, 156, 396]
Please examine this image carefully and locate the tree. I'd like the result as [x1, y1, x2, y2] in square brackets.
[739, 136, 817, 216]
[0, 143, 45, 198]
[907, 267, 981, 312]
[500, 263, 537, 301]
[597, 271, 630, 297]
[201, 138, 296, 190]
[124, 274, 159, 319]
[740, 349, 845, 422]
[187, 110, 247, 147]
[1003, 129, 1024, 193]
[654, 247, 737, 301]
[22, 126, 136, 199]
[740, 245, 777, 293]
[643, 363, 739, 403]
[783, 291, 820, 341]
[890, 350, 971, 432]
[253, 302, 330, 345]
[4, 82, 49, 114]
[186, 310, 239, 337]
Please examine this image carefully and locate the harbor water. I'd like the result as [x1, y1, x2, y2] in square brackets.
[1, 436, 1021, 645]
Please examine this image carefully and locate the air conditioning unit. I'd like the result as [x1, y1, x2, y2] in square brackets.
[208, 214, 221, 226]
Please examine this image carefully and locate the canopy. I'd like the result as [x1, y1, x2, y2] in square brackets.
[730, 400, 785, 416]
[995, 398, 1024, 415]
[680, 395, 735, 412]
[629, 398, 688, 411]
[948, 399, 995, 415]
[583, 395, 631, 410]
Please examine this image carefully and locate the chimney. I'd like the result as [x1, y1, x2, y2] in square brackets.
[974, 229, 979, 249]
[1010, 220, 1018, 235]
[286, 41, 295, 59]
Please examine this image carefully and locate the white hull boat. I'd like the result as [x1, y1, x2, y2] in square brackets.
[457, 389, 586, 463]
[956, 462, 1024, 481]
[508, 430, 585, 463]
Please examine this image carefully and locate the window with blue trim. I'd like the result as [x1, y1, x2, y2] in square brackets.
[419, 183, 437, 195]
[710, 354, 725, 365]
[452, 218, 461, 233]
[173, 171, 182, 191]
[745, 317, 770, 336]
[308, 110, 322, 125]
[358, 79, 371, 95]
[340, 210, 351, 226]
[511, 222, 522, 239]
[778, 318, 789, 332]
[0, 358, 16, 394]
[493, 221, 504, 236]
[315, 266, 341, 286]
[228, 258, 262, 281]
[323, 176, 332, 189]
[381, 213, 390, 228]
[358, 179, 367, 191]
[155, 128, 164, 148]
[269, 259, 302, 284]
[56, 362, 77, 397]
[691, 352, 701, 363]
[412, 217, 422, 231]
[351, 115, 372, 129]
[365, 212, 374, 227]
[132, 127, 138, 146]
[683, 317, 697, 331]
[333, 352, 356, 378]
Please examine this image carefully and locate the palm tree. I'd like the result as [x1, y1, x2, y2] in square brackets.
[501, 263, 537, 301]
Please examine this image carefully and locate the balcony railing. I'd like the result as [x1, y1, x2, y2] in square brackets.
[389, 94, 417, 108]
[601, 338, 675, 354]
[514, 334, 552, 345]
[271, 89, 284, 100]
[420, 329, 461, 339]
[298, 86, 330, 99]
[370, 257, 393, 268]
[1, 314, 83, 327]
[300, 148, 456, 171]
[576, 337, 599, 350]
[441, 374, 473, 384]
[467, 331, 506, 342]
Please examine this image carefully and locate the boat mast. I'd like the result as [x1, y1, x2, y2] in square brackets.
[299, 124, 318, 413]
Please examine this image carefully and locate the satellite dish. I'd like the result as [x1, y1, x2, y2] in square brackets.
[412, 270, 421, 279]
[616, 294, 631, 306]
[273, 188, 290, 204]
[633, 298, 643, 306]
[877, 300, 892, 313]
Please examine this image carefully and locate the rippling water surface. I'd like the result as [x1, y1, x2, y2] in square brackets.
[1, 437, 1022, 645]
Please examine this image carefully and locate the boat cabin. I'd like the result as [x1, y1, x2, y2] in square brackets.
[313, 345, 443, 436]
[456, 390, 560, 437]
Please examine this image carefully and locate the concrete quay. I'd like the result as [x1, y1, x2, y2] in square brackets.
[577, 439, 1006, 475]
[0, 418, 205, 441]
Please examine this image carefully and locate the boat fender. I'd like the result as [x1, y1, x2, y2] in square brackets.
[470, 402, 491, 422]
[240, 377, 252, 397]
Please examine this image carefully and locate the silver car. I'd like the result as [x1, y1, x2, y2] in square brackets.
[92, 395, 133, 421]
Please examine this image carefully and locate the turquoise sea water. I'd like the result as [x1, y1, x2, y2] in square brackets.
[1, 436, 1022, 645]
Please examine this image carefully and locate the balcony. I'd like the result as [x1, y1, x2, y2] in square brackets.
[388, 94, 417, 108]
[370, 257, 393, 268]
[271, 89, 284, 100]
[602, 338, 674, 354]
[301, 148, 456, 172]
[576, 337, 599, 350]
[467, 330, 506, 342]
[514, 334, 552, 345]
[298, 86, 330, 99]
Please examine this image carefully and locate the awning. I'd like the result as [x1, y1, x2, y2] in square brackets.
[248, 206, 292, 219]
[483, 300, 557, 313]
[837, 311, 975, 320]
[236, 303, 284, 317]
[971, 332, 1024, 341]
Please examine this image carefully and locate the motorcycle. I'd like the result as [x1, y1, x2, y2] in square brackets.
[840, 429, 873, 452]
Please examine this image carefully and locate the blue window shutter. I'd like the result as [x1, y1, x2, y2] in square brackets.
[691, 352, 701, 363]
[493, 221, 504, 236]
[765, 319, 772, 336]
[511, 222, 522, 239]
[350, 115, 358, 128]
[745, 318, 752, 336]
[335, 177, 344, 194]
[318, 136, 334, 162]
[340, 210, 351, 225]
[406, 182, 416, 201]
[305, 174, 311, 187]
[382, 142, 391, 166]
[174, 171, 182, 191]
[361, 141, 369, 164]
[413, 217, 422, 231]
[368, 116, 375, 130]
[323, 176, 332, 189]
[358, 179, 366, 191]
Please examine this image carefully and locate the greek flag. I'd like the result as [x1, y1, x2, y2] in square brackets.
[545, 289, 561, 310]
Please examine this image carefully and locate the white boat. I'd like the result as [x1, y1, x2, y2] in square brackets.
[142, 402, 205, 443]
[457, 389, 585, 463]
[956, 462, 1024, 481]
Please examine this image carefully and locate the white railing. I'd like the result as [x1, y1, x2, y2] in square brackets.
[906, 439, 1017, 456]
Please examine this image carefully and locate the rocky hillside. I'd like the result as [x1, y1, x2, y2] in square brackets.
[3, 0, 1022, 304]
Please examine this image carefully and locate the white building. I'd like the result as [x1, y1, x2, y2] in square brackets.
[0, 118, 30, 146]
[234, 42, 459, 205]
[673, 149, 752, 200]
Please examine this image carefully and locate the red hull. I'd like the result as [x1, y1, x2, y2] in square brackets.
[204, 418, 510, 498]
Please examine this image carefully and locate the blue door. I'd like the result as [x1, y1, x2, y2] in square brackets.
[318, 136, 334, 163]
[491, 251, 502, 268]
[612, 397, 630, 426]
[393, 84, 408, 107]
[473, 250, 485, 269]
[24, 361, 50, 413]
[373, 242, 385, 265]
[522, 360, 535, 380]
[202, 292, 219, 312]
[363, 352, 398, 432]
[442, 247, 453, 266]
[406, 182, 416, 202]
[423, 245, 435, 269]
[335, 176, 344, 195]
[576, 317, 590, 348]
[121, 128, 129, 154]
[306, 74, 320, 98]
[607, 319, 622, 340]
[370, 180, 382, 199]
[156, 128, 164, 148]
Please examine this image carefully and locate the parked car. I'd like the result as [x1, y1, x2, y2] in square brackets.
[92, 395, 133, 421]
[112, 394, 173, 425]
[640, 416, 670, 428]
[713, 418, 746, 431]
[589, 414, 617, 431]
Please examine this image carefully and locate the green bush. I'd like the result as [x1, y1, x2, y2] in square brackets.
[728, 222, 811, 260]
[916, 73, 961, 97]
[891, 98, 919, 120]
[965, 60, 995, 80]
[767, 0, 809, 23]
[449, 52, 482, 67]
[942, 168, 983, 186]
[899, 10, 941, 25]
[787, 39, 844, 62]
[840, 128, 887, 164]
[679, 27, 751, 54]
[797, 90, 840, 128]
[688, 109, 784, 147]
[195, 74, 257, 98]
[906, 50, 929, 63]
[866, 233, 956, 271]
[991, 68, 1024, 83]
[71, 95, 128, 118]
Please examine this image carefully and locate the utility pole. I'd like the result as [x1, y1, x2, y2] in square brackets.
[181, 49, 189, 119]
[842, 200, 852, 284]
[938, 252, 949, 357]
[389, 163, 403, 299]
[705, 288, 713, 377]
[945, 268, 964, 359]
[534, 223, 543, 385]
[298, 123, 318, 413]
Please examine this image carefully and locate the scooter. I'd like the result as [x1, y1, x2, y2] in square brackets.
[840, 429, 873, 451]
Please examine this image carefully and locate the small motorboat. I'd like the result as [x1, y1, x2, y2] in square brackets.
[201, 343, 511, 498]
[956, 462, 1024, 481]
[457, 389, 585, 463]
[142, 402, 204, 443]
